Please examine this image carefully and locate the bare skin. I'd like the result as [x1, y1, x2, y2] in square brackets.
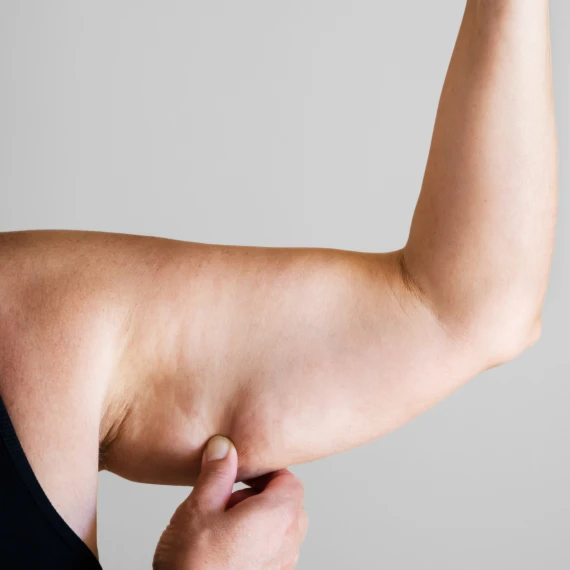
[152, 436, 308, 570]
[0, 0, 557, 561]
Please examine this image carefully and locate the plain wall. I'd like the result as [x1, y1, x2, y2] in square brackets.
[0, 1, 568, 568]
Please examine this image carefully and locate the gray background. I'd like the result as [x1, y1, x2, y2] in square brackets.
[0, 1, 567, 568]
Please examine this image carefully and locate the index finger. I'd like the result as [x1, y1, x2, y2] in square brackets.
[246, 469, 304, 502]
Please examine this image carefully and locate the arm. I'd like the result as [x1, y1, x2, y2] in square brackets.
[103, 0, 557, 483]
[100, 0, 556, 484]
[403, 0, 557, 362]
[1, 0, 556, 489]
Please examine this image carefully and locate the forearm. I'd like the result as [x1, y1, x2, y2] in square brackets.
[403, 0, 557, 361]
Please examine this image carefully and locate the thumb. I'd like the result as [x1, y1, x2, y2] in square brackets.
[189, 435, 238, 514]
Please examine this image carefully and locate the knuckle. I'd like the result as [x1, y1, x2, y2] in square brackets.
[188, 492, 214, 517]
[187, 491, 207, 513]
[173, 500, 203, 532]
[263, 499, 296, 532]
[281, 502, 303, 532]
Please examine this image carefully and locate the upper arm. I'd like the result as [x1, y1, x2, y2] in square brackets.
[1, 230, 520, 489]
[99, 236, 482, 483]
[210, 247, 479, 478]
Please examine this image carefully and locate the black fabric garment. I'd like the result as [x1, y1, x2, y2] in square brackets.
[0, 393, 103, 569]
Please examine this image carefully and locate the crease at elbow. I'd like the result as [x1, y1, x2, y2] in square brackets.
[397, 249, 544, 369]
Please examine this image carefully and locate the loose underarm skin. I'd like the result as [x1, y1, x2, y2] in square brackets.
[0, 0, 557, 551]
[105, 0, 555, 484]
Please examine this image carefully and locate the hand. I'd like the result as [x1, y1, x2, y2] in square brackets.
[153, 435, 308, 570]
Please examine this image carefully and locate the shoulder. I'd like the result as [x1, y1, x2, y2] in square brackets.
[0, 230, 134, 555]
[0, 231, 130, 426]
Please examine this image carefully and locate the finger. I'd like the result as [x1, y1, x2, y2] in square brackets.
[242, 469, 304, 508]
[188, 435, 238, 514]
[244, 469, 294, 492]
[226, 488, 259, 510]
[248, 469, 304, 504]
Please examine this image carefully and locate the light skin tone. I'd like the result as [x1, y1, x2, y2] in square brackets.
[152, 436, 308, 570]
[0, 0, 557, 563]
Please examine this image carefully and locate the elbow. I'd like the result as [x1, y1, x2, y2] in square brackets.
[449, 304, 543, 370]
[397, 250, 546, 368]
[486, 313, 542, 368]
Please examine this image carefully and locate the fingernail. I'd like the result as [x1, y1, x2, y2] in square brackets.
[204, 436, 231, 462]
